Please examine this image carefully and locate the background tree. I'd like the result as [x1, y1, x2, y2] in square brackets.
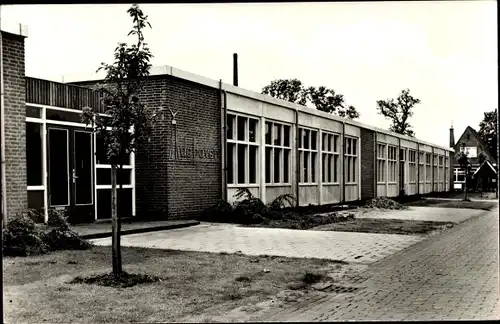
[478, 109, 498, 160]
[261, 78, 307, 105]
[261, 79, 360, 119]
[456, 145, 471, 201]
[81, 4, 154, 277]
[376, 89, 421, 137]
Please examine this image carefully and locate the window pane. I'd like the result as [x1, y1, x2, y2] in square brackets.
[334, 135, 338, 152]
[26, 123, 43, 186]
[334, 155, 338, 182]
[249, 145, 257, 184]
[249, 119, 257, 143]
[48, 128, 69, 206]
[322, 154, 326, 182]
[311, 131, 317, 150]
[227, 143, 234, 184]
[46, 109, 82, 123]
[26, 106, 42, 118]
[299, 128, 303, 148]
[322, 134, 327, 151]
[274, 124, 282, 146]
[299, 151, 303, 182]
[237, 144, 246, 183]
[284, 149, 290, 183]
[303, 130, 310, 149]
[274, 148, 281, 183]
[283, 125, 290, 147]
[352, 139, 357, 156]
[328, 154, 333, 182]
[304, 151, 309, 182]
[345, 138, 350, 155]
[237, 116, 246, 141]
[265, 122, 272, 145]
[346, 156, 351, 182]
[311, 152, 316, 182]
[352, 157, 356, 182]
[227, 115, 235, 140]
[265, 147, 272, 183]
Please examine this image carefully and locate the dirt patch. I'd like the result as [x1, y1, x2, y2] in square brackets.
[3, 246, 355, 324]
[406, 199, 496, 211]
[311, 218, 454, 236]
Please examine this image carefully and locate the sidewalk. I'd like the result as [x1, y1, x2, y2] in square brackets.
[251, 206, 499, 321]
[71, 219, 200, 239]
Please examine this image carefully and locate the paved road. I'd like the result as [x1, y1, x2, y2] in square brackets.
[251, 206, 500, 321]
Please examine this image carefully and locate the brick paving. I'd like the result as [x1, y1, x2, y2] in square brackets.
[355, 206, 484, 223]
[91, 223, 424, 264]
[250, 206, 500, 321]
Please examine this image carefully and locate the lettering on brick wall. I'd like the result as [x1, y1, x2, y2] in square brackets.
[168, 144, 220, 161]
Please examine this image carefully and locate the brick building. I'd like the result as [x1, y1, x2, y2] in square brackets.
[1, 21, 455, 224]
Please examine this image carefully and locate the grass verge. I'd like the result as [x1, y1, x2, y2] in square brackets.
[311, 218, 454, 235]
[4, 246, 347, 323]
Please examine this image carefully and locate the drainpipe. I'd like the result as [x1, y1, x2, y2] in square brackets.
[295, 109, 299, 207]
[374, 131, 377, 198]
[342, 121, 346, 203]
[0, 26, 7, 226]
[417, 144, 420, 196]
[222, 87, 228, 201]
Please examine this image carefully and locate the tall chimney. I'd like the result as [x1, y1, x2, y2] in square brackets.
[233, 53, 238, 86]
[449, 122, 455, 149]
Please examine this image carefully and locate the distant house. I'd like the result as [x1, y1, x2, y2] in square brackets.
[450, 125, 497, 191]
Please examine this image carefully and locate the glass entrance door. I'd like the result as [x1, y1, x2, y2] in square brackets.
[47, 126, 95, 223]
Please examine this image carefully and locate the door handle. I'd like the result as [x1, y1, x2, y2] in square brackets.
[72, 169, 79, 183]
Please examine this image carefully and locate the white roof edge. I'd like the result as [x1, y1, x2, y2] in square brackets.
[65, 64, 454, 152]
[0, 19, 28, 38]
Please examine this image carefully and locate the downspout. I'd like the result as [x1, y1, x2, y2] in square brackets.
[222, 87, 228, 201]
[342, 121, 346, 203]
[0, 27, 7, 226]
[374, 131, 377, 198]
[417, 144, 420, 196]
[295, 109, 299, 207]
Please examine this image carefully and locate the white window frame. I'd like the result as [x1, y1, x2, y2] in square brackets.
[265, 120, 292, 185]
[425, 152, 432, 183]
[419, 151, 425, 184]
[408, 149, 417, 183]
[377, 143, 386, 184]
[227, 113, 259, 187]
[25, 102, 136, 222]
[388, 145, 397, 183]
[322, 132, 340, 184]
[299, 127, 318, 184]
[344, 136, 358, 184]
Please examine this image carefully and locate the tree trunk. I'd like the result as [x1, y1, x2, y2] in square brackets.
[111, 164, 122, 276]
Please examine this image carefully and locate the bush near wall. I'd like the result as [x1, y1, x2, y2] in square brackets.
[2, 209, 92, 257]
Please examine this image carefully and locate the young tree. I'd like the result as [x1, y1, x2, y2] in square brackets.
[261, 79, 360, 119]
[81, 4, 154, 277]
[478, 109, 498, 160]
[376, 89, 421, 137]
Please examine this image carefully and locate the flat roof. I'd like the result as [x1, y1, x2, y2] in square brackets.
[63, 65, 454, 152]
[0, 18, 28, 38]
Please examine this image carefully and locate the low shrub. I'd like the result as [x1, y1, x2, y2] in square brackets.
[199, 199, 233, 223]
[2, 211, 50, 256]
[2, 208, 92, 257]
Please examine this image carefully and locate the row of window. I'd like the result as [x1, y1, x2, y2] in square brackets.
[376, 143, 450, 184]
[226, 114, 359, 185]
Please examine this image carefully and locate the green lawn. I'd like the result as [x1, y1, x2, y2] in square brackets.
[3, 246, 353, 323]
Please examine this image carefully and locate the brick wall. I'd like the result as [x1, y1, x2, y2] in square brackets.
[137, 75, 222, 219]
[74, 75, 222, 220]
[1, 32, 27, 218]
[360, 128, 375, 200]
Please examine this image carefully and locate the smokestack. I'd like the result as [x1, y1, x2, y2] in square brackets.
[450, 122, 455, 149]
[233, 53, 238, 86]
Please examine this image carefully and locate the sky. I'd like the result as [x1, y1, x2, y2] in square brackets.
[1, 1, 497, 148]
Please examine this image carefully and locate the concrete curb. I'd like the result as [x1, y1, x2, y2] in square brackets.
[80, 220, 200, 240]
